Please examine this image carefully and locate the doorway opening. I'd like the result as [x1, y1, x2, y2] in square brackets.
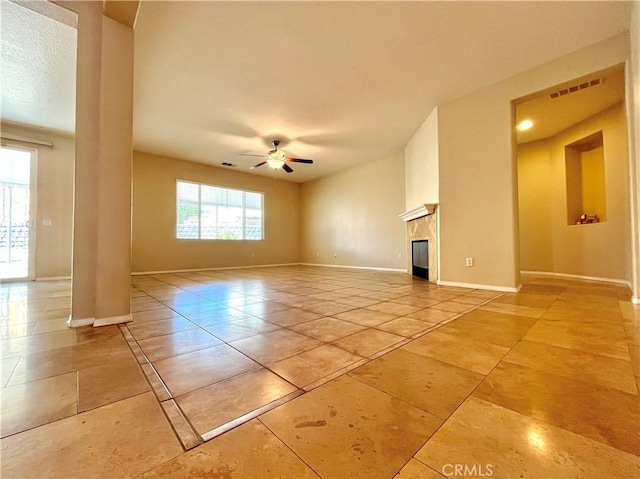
[513, 64, 629, 282]
[1, 146, 37, 281]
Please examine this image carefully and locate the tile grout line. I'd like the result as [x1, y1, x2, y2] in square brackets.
[430, 287, 640, 459]
[128, 271, 436, 447]
[388, 292, 548, 475]
[200, 389, 305, 442]
[256, 416, 325, 479]
[160, 398, 204, 450]
[121, 311, 312, 448]
[116, 324, 201, 451]
[125, 268, 512, 457]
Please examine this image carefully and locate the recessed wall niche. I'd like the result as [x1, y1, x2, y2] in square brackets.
[565, 130, 606, 225]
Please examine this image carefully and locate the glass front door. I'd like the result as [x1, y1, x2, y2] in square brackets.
[1, 146, 36, 281]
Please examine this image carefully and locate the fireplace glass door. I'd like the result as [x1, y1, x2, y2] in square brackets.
[412, 240, 428, 280]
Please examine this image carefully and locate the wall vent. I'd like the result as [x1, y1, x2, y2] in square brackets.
[549, 78, 603, 99]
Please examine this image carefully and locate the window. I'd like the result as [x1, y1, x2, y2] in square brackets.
[176, 181, 263, 240]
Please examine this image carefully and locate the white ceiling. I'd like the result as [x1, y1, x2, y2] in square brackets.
[515, 64, 626, 144]
[0, 0, 77, 134]
[0, 1, 634, 183]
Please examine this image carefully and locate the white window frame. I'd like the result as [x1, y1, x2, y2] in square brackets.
[0, 144, 38, 281]
[176, 180, 264, 241]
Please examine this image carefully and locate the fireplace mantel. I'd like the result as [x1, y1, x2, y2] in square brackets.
[399, 204, 437, 222]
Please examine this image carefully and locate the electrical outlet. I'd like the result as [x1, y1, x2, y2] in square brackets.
[334, 253, 337, 258]
[251, 252, 255, 258]
[466, 257, 474, 267]
[397, 252, 402, 259]
[316, 251, 319, 257]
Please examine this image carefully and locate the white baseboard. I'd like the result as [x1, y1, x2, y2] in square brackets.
[131, 263, 299, 276]
[36, 276, 71, 281]
[67, 316, 94, 328]
[132, 263, 406, 276]
[67, 314, 133, 327]
[521, 270, 630, 286]
[437, 280, 519, 293]
[93, 313, 133, 327]
[299, 263, 407, 273]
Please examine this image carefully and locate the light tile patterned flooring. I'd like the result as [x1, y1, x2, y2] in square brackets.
[1, 265, 639, 478]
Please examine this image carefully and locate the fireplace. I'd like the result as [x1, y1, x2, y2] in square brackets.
[399, 203, 438, 283]
[412, 240, 429, 280]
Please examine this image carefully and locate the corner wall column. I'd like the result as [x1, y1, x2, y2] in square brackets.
[93, 16, 134, 326]
[63, 1, 134, 327]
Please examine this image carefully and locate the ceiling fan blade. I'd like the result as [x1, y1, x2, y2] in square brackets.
[282, 163, 294, 173]
[250, 161, 267, 169]
[287, 157, 313, 164]
[240, 153, 266, 158]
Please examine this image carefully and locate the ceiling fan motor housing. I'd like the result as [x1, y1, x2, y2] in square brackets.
[250, 139, 313, 173]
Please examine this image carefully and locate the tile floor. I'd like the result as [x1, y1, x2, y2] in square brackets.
[1, 266, 639, 478]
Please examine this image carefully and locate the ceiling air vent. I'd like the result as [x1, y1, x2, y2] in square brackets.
[549, 78, 603, 99]
[221, 162, 237, 167]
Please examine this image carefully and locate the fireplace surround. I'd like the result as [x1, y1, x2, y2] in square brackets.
[399, 204, 438, 283]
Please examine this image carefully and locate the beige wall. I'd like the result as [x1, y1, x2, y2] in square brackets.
[628, 1, 640, 301]
[437, 33, 630, 289]
[1, 123, 74, 279]
[516, 139, 554, 273]
[93, 15, 134, 321]
[132, 151, 301, 272]
[580, 146, 607, 221]
[300, 153, 406, 270]
[517, 103, 630, 280]
[405, 106, 439, 209]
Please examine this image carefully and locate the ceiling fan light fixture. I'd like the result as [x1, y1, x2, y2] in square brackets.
[249, 140, 312, 173]
[267, 157, 285, 169]
[267, 148, 286, 169]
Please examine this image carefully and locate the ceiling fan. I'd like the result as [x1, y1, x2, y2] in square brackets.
[248, 140, 313, 173]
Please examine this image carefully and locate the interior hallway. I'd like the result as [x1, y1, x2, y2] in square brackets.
[1, 266, 639, 478]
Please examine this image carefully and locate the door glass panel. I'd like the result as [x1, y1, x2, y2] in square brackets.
[1, 147, 32, 280]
